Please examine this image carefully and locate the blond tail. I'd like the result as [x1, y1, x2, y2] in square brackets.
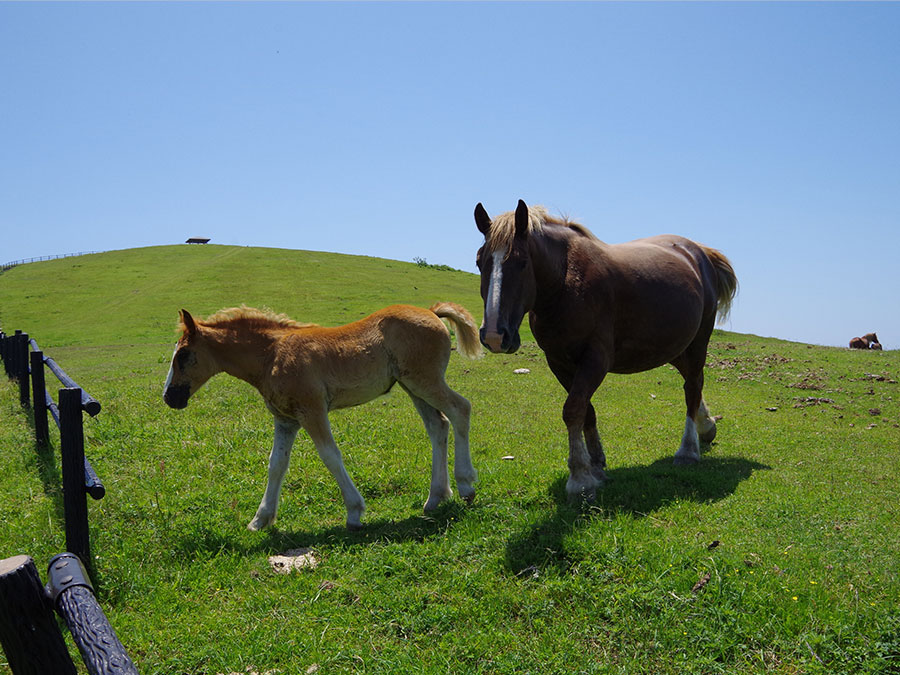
[700, 246, 738, 324]
[430, 302, 484, 359]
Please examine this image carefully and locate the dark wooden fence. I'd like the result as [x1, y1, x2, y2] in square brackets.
[1, 330, 105, 563]
[0, 329, 137, 673]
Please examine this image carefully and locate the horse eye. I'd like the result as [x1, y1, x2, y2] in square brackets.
[175, 349, 191, 369]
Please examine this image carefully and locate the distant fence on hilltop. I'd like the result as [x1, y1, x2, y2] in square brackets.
[1, 251, 101, 273]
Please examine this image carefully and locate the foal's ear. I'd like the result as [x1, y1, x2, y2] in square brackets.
[180, 309, 198, 336]
[514, 199, 529, 239]
[474, 203, 492, 235]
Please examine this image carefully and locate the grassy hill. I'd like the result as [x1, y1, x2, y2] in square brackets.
[1, 246, 898, 674]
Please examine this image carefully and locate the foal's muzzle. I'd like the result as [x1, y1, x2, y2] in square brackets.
[480, 326, 520, 354]
[163, 385, 190, 409]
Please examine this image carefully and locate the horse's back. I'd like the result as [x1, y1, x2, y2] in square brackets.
[610, 235, 712, 276]
[267, 306, 449, 412]
[567, 235, 721, 372]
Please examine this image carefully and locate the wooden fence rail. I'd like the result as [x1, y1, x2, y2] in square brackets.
[0, 553, 138, 675]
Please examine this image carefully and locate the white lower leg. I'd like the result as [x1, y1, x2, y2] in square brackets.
[447, 401, 476, 503]
[566, 427, 600, 500]
[424, 413, 452, 511]
[674, 416, 701, 464]
[316, 442, 365, 527]
[249, 418, 299, 530]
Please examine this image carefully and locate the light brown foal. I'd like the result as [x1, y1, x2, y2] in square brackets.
[164, 303, 482, 530]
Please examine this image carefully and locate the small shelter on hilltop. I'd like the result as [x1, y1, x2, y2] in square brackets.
[185, 238, 211, 245]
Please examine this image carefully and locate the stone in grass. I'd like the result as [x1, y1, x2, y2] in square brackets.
[513, 368, 530, 374]
[268, 547, 319, 574]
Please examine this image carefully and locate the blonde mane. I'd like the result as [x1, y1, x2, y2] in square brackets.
[181, 306, 316, 333]
[484, 204, 597, 254]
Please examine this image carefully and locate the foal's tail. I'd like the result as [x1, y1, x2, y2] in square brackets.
[430, 302, 484, 359]
[700, 246, 739, 324]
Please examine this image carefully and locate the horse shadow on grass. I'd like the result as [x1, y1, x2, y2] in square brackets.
[171, 499, 473, 560]
[504, 454, 770, 577]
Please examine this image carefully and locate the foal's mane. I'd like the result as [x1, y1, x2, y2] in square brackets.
[485, 205, 598, 254]
[183, 306, 316, 334]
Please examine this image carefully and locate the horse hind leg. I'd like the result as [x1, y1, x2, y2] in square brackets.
[406, 392, 453, 511]
[400, 379, 477, 505]
[671, 352, 709, 466]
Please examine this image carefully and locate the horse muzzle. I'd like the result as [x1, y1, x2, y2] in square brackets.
[163, 385, 190, 409]
[480, 327, 520, 354]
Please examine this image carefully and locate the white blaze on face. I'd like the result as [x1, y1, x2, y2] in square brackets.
[163, 345, 177, 392]
[482, 248, 507, 335]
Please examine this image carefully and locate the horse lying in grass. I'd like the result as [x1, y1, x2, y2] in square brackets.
[163, 303, 482, 530]
[475, 200, 738, 502]
[849, 333, 879, 350]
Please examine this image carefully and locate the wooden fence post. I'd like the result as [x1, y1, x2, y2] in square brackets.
[8, 331, 21, 379]
[7, 330, 22, 381]
[0, 555, 77, 675]
[16, 333, 31, 408]
[30, 350, 50, 445]
[47, 554, 139, 675]
[0, 332, 8, 376]
[60, 388, 90, 565]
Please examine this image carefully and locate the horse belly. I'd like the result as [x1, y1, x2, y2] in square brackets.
[329, 375, 395, 409]
[326, 354, 396, 410]
[609, 340, 693, 374]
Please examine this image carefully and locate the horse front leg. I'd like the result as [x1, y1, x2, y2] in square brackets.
[562, 360, 608, 502]
[583, 402, 607, 477]
[548, 355, 608, 496]
[248, 416, 300, 530]
[303, 408, 366, 530]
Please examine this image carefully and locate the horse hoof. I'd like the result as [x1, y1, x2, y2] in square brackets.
[247, 515, 273, 531]
[423, 499, 443, 513]
[346, 521, 364, 531]
[673, 455, 700, 467]
[463, 492, 476, 505]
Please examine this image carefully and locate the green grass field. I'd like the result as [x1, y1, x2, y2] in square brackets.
[1, 245, 898, 674]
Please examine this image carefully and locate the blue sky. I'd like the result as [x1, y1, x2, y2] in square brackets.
[2, 2, 898, 349]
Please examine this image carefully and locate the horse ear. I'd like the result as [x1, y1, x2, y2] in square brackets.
[180, 309, 197, 335]
[514, 199, 529, 239]
[474, 203, 492, 235]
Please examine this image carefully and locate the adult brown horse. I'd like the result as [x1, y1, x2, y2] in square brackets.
[474, 200, 738, 501]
